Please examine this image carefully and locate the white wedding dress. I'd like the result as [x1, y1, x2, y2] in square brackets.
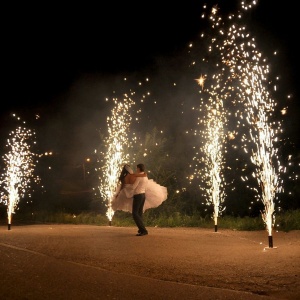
[111, 179, 168, 213]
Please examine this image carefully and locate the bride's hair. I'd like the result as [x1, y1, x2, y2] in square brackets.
[118, 164, 133, 183]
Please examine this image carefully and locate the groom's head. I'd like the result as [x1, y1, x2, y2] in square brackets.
[136, 163, 145, 172]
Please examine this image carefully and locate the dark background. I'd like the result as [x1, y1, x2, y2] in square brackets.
[3, 0, 298, 115]
[1, 1, 299, 215]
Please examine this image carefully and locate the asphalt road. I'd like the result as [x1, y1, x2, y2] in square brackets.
[0, 225, 299, 300]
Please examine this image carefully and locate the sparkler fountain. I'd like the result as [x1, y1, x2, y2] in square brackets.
[239, 64, 283, 248]
[98, 93, 135, 225]
[0, 114, 38, 230]
[197, 1, 284, 246]
[191, 74, 227, 232]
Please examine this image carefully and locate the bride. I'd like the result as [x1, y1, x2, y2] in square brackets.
[111, 164, 168, 213]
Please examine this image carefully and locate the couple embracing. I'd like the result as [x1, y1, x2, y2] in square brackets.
[112, 163, 167, 236]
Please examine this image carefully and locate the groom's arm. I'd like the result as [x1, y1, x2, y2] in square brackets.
[133, 173, 147, 177]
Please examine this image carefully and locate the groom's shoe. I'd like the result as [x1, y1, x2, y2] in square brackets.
[136, 231, 148, 236]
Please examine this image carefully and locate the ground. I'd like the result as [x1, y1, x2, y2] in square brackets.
[0, 224, 299, 299]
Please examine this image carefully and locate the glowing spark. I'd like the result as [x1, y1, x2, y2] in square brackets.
[228, 131, 236, 140]
[281, 108, 287, 115]
[195, 75, 206, 90]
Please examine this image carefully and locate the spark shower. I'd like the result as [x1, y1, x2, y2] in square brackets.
[189, 0, 284, 247]
[0, 114, 39, 230]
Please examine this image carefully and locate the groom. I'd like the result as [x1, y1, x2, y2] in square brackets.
[131, 163, 149, 236]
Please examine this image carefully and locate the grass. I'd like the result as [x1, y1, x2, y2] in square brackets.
[8, 209, 300, 232]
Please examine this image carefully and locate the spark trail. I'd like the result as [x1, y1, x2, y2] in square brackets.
[0, 114, 38, 229]
[191, 73, 228, 231]
[97, 77, 159, 223]
[97, 78, 153, 223]
[98, 93, 135, 223]
[197, 1, 283, 246]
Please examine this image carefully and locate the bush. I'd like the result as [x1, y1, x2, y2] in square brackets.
[4, 209, 300, 232]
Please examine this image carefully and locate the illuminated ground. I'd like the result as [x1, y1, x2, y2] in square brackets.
[0, 225, 299, 299]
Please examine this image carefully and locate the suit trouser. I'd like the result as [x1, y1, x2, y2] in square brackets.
[132, 193, 147, 233]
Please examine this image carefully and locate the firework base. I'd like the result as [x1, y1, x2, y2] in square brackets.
[268, 235, 273, 248]
[214, 225, 218, 232]
[264, 235, 278, 250]
[264, 246, 278, 251]
[109, 221, 112, 226]
[8, 223, 11, 230]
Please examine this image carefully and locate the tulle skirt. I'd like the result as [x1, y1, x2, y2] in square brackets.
[111, 180, 168, 213]
[111, 184, 133, 213]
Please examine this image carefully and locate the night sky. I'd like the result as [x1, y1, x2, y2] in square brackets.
[2, 0, 299, 164]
